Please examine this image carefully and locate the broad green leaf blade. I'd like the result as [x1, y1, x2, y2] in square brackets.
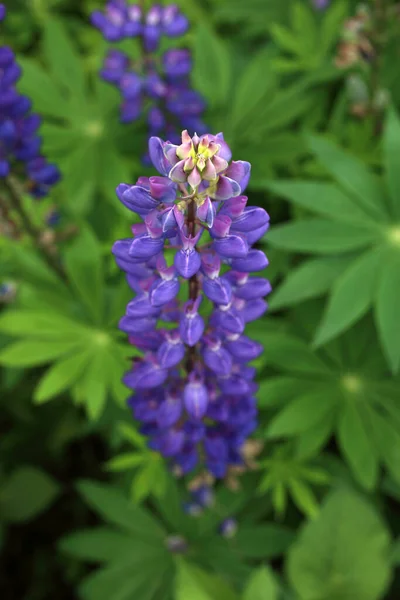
[64, 228, 104, 323]
[307, 135, 387, 220]
[0, 339, 81, 367]
[370, 411, 400, 486]
[34, 351, 92, 403]
[59, 527, 159, 564]
[288, 478, 320, 518]
[267, 391, 337, 439]
[0, 466, 59, 522]
[268, 219, 378, 254]
[270, 256, 351, 310]
[295, 412, 336, 459]
[243, 566, 278, 600]
[320, 0, 348, 55]
[77, 480, 164, 541]
[258, 377, 320, 409]
[286, 488, 392, 600]
[81, 348, 113, 420]
[0, 310, 87, 338]
[18, 58, 70, 118]
[261, 333, 332, 375]
[106, 453, 144, 472]
[337, 402, 379, 490]
[42, 18, 86, 102]
[192, 26, 231, 108]
[314, 247, 383, 347]
[265, 182, 375, 225]
[383, 108, 400, 217]
[375, 253, 400, 373]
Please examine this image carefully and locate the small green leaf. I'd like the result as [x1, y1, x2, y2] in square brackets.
[261, 333, 331, 375]
[106, 453, 145, 472]
[34, 351, 92, 403]
[118, 422, 147, 449]
[193, 26, 231, 108]
[270, 24, 301, 55]
[236, 525, 294, 559]
[268, 219, 378, 254]
[0, 310, 87, 339]
[243, 566, 278, 600]
[59, 527, 143, 563]
[18, 58, 70, 118]
[288, 478, 320, 518]
[175, 560, 238, 600]
[0, 466, 59, 522]
[375, 253, 400, 373]
[267, 391, 336, 439]
[314, 247, 383, 347]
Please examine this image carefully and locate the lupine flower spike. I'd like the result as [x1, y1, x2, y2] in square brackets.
[113, 130, 270, 479]
[92, 2, 207, 157]
[0, 5, 60, 197]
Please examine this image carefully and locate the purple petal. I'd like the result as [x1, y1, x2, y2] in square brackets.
[179, 313, 205, 346]
[157, 338, 185, 368]
[213, 235, 248, 259]
[211, 306, 245, 334]
[119, 315, 157, 334]
[184, 382, 208, 419]
[149, 277, 180, 306]
[203, 277, 232, 305]
[231, 207, 269, 233]
[117, 184, 159, 215]
[174, 248, 201, 278]
[211, 176, 241, 201]
[123, 362, 168, 389]
[129, 235, 164, 259]
[149, 176, 177, 202]
[126, 294, 160, 317]
[225, 161, 251, 193]
[219, 375, 251, 395]
[240, 298, 268, 323]
[149, 136, 171, 176]
[235, 278, 272, 300]
[157, 395, 183, 428]
[211, 214, 232, 238]
[225, 335, 263, 362]
[245, 222, 270, 245]
[203, 347, 233, 376]
[169, 159, 187, 183]
[230, 250, 269, 272]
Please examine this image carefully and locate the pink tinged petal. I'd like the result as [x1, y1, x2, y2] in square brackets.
[214, 133, 232, 161]
[129, 235, 164, 259]
[210, 214, 232, 238]
[149, 136, 171, 176]
[169, 160, 187, 183]
[234, 277, 272, 300]
[161, 206, 177, 232]
[225, 160, 251, 193]
[188, 167, 202, 189]
[131, 223, 147, 236]
[184, 381, 208, 420]
[197, 155, 206, 172]
[177, 141, 194, 160]
[149, 176, 177, 202]
[164, 143, 180, 165]
[145, 211, 163, 238]
[212, 176, 242, 201]
[203, 159, 217, 181]
[230, 249, 269, 272]
[220, 196, 248, 218]
[203, 277, 232, 305]
[201, 253, 221, 278]
[184, 156, 195, 172]
[196, 197, 215, 228]
[181, 129, 192, 144]
[213, 234, 249, 258]
[212, 155, 229, 174]
[174, 205, 185, 230]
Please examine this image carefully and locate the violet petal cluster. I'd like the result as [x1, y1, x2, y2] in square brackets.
[92, 2, 206, 152]
[0, 5, 60, 197]
[113, 131, 270, 478]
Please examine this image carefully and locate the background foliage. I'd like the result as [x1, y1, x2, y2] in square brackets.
[1, 0, 400, 598]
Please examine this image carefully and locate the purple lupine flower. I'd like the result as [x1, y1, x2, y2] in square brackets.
[312, 0, 331, 9]
[91, 2, 207, 162]
[0, 8, 60, 197]
[219, 518, 238, 538]
[114, 131, 269, 479]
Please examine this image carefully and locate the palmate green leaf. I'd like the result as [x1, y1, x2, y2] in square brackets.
[0, 338, 81, 367]
[295, 411, 336, 459]
[383, 108, 400, 217]
[267, 219, 378, 254]
[0, 466, 60, 523]
[261, 333, 332, 375]
[192, 25, 231, 108]
[18, 57, 70, 119]
[375, 253, 400, 373]
[77, 480, 165, 542]
[286, 488, 392, 600]
[243, 566, 278, 600]
[258, 377, 321, 409]
[269, 256, 351, 310]
[0, 310, 87, 338]
[266, 390, 337, 439]
[313, 246, 384, 347]
[34, 349, 93, 404]
[64, 228, 104, 324]
[306, 135, 388, 221]
[337, 402, 379, 490]
[265, 182, 375, 226]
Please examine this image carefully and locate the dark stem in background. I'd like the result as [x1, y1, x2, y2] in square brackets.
[370, 0, 388, 135]
[186, 196, 199, 373]
[2, 177, 68, 282]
